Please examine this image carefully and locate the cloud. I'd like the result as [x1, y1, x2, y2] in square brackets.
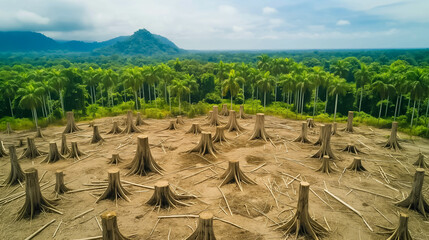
[263, 7, 277, 14]
[219, 5, 237, 15]
[336, 20, 350, 25]
[16, 10, 49, 25]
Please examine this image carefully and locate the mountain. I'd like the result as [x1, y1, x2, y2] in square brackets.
[0, 31, 59, 51]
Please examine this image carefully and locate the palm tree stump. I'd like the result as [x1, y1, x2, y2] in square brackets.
[101, 211, 130, 240]
[97, 169, 131, 203]
[60, 133, 70, 155]
[121, 111, 142, 134]
[332, 122, 341, 136]
[346, 157, 367, 172]
[42, 142, 64, 164]
[344, 111, 354, 133]
[208, 107, 222, 126]
[16, 168, 59, 220]
[238, 104, 250, 119]
[249, 113, 271, 141]
[3, 146, 24, 186]
[19, 137, 46, 159]
[108, 153, 123, 165]
[107, 121, 123, 134]
[276, 182, 328, 239]
[220, 104, 229, 116]
[212, 127, 228, 144]
[341, 143, 363, 155]
[384, 121, 401, 150]
[396, 168, 429, 217]
[294, 122, 312, 144]
[311, 124, 337, 159]
[126, 135, 163, 176]
[5, 122, 13, 134]
[54, 170, 72, 194]
[219, 160, 256, 191]
[35, 127, 44, 138]
[0, 140, 8, 157]
[313, 125, 324, 146]
[224, 110, 244, 132]
[186, 123, 202, 135]
[146, 180, 194, 209]
[413, 152, 428, 168]
[176, 115, 185, 125]
[206, 110, 213, 120]
[186, 211, 216, 240]
[166, 120, 178, 130]
[188, 132, 217, 157]
[136, 112, 148, 126]
[307, 118, 316, 128]
[90, 125, 105, 144]
[17, 139, 25, 148]
[67, 141, 85, 160]
[316, 156, 336, 174]
[63, 111, 81, 133]
[384, 213, 413, 240]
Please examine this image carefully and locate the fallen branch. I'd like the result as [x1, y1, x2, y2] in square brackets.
[72, 208, 95, 220]
[217, 186, 233, 216]
[25, 219, 56, 240]
[347, 186, 395, 200]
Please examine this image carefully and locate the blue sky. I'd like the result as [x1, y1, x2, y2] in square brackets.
[0, 0, 428, 49]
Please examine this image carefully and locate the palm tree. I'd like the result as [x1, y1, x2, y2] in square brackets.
[184, 74, 198, 104]
[145, 66, 160, 103]
[215, 61, 228, 98]
[279, 73, 295, 107]
[271, 58, 285, 101]
[323, 73, 334, 113]
[407, 68, 429, 127]
[223, 69, 243, 109]
[257, 71, 275, 110]
[170, 79, 190, 114]
[330, 60, 350, 79]
[122, 67, 142, 110]
[257, 55, 271, 72]
[296, 70, 312, 115]
[17, 82, 42, 128]
[101, 69, 118, 107]
[310, 66, 325, 116]
[0, 79, 18, 117]
[329, 77, 348, 122]
[354, 63, 372, 112]
[372, 75, 388, 121]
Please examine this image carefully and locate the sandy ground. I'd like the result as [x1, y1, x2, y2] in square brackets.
[1, 110, 429, 240]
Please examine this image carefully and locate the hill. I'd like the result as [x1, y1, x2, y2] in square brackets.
[0, 31, 59, 51]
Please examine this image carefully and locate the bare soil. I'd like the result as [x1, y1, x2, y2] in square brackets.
[1, 113, 429, 240]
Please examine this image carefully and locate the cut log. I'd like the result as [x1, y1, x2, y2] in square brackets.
[5, 122, 13, 134]
[294, 122, 312, 144]
[186, 211, 216, 240]
[0, 140, 8, 157]
[176, 115, 185, 125]
[212, 127, 228, 144]
[311, 124, 337, 159]
[313, 125, 325, 146]
[238, 105, 250, 119]
[249, 113, 271, 141]
[146, 180, 194, 209]
[126, 135, 163, 176]
[107, 121, 123, 134]
[96, 169, 131, 203]
[220, 104, 229, 116]
[396, 168, 429, 217]
[316, 156, 336, 174]
[341, 143, 363, 155]
[17, 168, 59, 220]
[101, 211, 130, 240]
[186, 123, 202, 135]
[224, 110, 245, 132]
[276, 182, 328, 239]
[346, 157, 367, 172]
[54, 170, 72, 194]
[165, 120, 177, 130]
[121, 111, 142, 134]
[63, 111, 81, 133]
[307, 118, 316, 128]
[385, 213, 413, 240]
[188, 131, 217, 158]
[413, 152, 428, 169]
[35, 127, 44, 138]
[67, 142, 85, 160]
[136, 112, 148, 126]
[208, 106, 222, 126]
[384, 122, 401, 150]
[3, 146, 24, 186]
[42, 142, 64, 164]
[60, 134, 70, 155]
[90, 125, 104, 144]
[19, 137, 46, 160]
[344, 111, 354, 133]
[219, 160, 256, 191]
[108, 153, 123, 165]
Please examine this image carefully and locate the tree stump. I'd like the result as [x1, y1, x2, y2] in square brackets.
[54, 170, 72, 194]
[17, 139, 25, 148]
[89, 121, 95, 128]
[238, 105, 250, 119]
[316, 156, 336, 174]
[206, 110, 213, 120]
[413, 152, 428, 169]
[224, 110, 245, 132]
[344, 111, 354, 133]
[396, 168, 429, 217]
[42, 142, 64, 164]
[313, 125, 325, 146]
[101, 211, 130, 240]
[186, 123, 202, 135]
[341, 143, 363, 155]
[3, 146, 24, 186]
[108, 153, 123, 165]
[107, 121, 123, 134]
[19, 137, 46, 160]
[35, 127, 44, 138]
[186, 211, 216, 240]
[307, 118, 316, 128]
[126, 135, 163, 176]
[5, 122, 13, 134]
[0, 140, 8, 157]
[16, 168, 59, 220]
[90, 125, 105, 144]
[67, 141, 85, 160]
[332, 122, 341, 136]
[385, 213, 413, 240]
[146, 180, 194, 209]
[384, 121, 401, 150]
[176, 115, 185, 125]
[208, 106, 222, 126]
[121, 110, 142, 134]
[97, 169, 131, 203]
[220, 104, 229, 116]
[249, 113, 271, 141]
[63, 111, 81, 133]
[276, 182, 328, 239]
[60, 133, 70, 155]
[346, 157, 367, 172]
[188, 132, 217, 157]
[311, 124, 337, 159]
[219, 160, 256, 191]
[212, 127, 228, 144]
[136, 112, 148, 126]
[294, 122, 312, 144]
[165, 120, 178, 130]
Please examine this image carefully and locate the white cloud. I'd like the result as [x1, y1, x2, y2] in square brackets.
[16, 10, 49, 25]
[218, 5, 237, 15]
[336, 20, 350, 26]
[262, 7, 277, 14]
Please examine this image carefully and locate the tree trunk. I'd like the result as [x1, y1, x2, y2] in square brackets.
[274, 80, 277, 102]
[313, 86, 317, 116]
[334, 94, 338, 122]
[301, 88, 305, 114]
[378, 99, 383, 122]
[90, 86, 94, 104]
[425, 99, 429, 126]
[398, 94, 403, 116]
[9, 97, 14, 117]
[359, 87, 363, 112]
[94, 85, 97, 103]
[32, 107, 38, 128]
[179, 96, 181, 114]
[264, 91, 266, 110]
[164, 83, 167, 102]
[189, 92, 191, 104]
[142, 83, 145, 101]
[148, 83, 151, 102]
[385, 95, 389, 117]
[153, 84, 157, 102]
[134, 91, 139, 110]
[168, 88, 171, 112]
[231, 95, 233, 109]
[394, 95, 399, 121]
[411, 100, 416, 127]
[59, 88, 65, 115]
[324, 88, 328, 113]
[100, 87, 104, 107]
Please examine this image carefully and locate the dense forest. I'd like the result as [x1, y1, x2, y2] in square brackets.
[0, 49, 428, 137]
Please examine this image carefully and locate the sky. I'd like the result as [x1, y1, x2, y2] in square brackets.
[0, 0, 428, 50]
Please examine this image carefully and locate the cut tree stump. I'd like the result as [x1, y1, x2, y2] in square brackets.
[219, 160, 256, 191]
[186, 211, 216, 240]
[313, 125, 325, 146]
[63, 111, 81, 133]
[126, 135, 163, 176]
[224, 110, 245, 132]
[146, 180, 194, 209]
[107, 121, 123, 134]
[3, 146, 24, 186]
[413, 152, 428, 169]
[344, 111, 354, 133]
[17, 168, 59, 220]
[0, 140, 8, 157]
[385, 213, 413, 240]
[90, 125, 104, 144]
[186, 123, 202, 135]
[35, 127, 44, 138]
[220, 104, 229, 116]
[188, 131, 217, 157]
[5, 122, 13, 134]
[54, 170, 72, 194]
[311, 124, 337, 159]
[17, 139, 25, 148]
[316, 156, 336, 174]
[67, 142, 85, 160]
[176, 115, 185, 125]
[206, 111, 213, 120]
[121, 111, 142, 134]
[136, 112, 148, 126]
[384, 122, 401, 150]
[89, 121, 95, 128]
[97, 169, 131, 203]
[238, 105, 250, 119]
[108, 153, 123, 165]
[19, 137, 46, 160]
[60, 134, 70, 155]
[341, 143, 363, 155]
[212, 127, 228, 144]
[396, 168, 429, 217]
[332, 122, 341, 136]
[165, 120, 178, 130]
[276, 182, 328, 239]
[346, 157, 367, 172]
[307, 118, 316, 128]
[208, 106, 222, 126]
[101, 211, 130, 240]
[42, 142, 64, 164]
[249, 113, 271, 141]
[294, 122, 312, 144]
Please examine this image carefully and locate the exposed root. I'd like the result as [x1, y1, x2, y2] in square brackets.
[208, 106, 222, 126]
[90, 125, 105, 144]
[220, 104, 229, 116]
[107, 121, 123, 134]
[146, 180, 194, 209]
[186, 123, 202, 135]
[346, 157, 367, 172]
[101, 211, 130, 240]
[307, 118, 316, 128]
[63, 111, 81, 133]
[42, 142, 64, 164]
[188, 131, 217, 157]
[165, 120, 178, 130]
[0, 140, 8, 157]
[396, 168, 429, 217]
[249, 113, 271, 141]
[108, 153, 123, 165]
[413, 152, 428, 169]
[126, 135, 163, 176]
[384, 213, 413, 240]
[176, 115, 185, 125]
[60, 134, 70, 155]
[212, 127, 228, 144]
[224, 110, 245, 132]
[54, 170, 72, 194]
[186, 211, 216, 240]
[19, 137, 46, 160]
[341, 143, 363, 155]
[121, 111, 142, 134]
[294, 122, 312, 144]
[67, 142, 85, 160]
[316, 156, 336, 174]
[311, 124, 337, 159]
[96, 169, 131, 203]
[219, 160, 256, 191]
[136, 112, 148, 126]
[3, 146, 24, 186]
[384, 121, 401, 151]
